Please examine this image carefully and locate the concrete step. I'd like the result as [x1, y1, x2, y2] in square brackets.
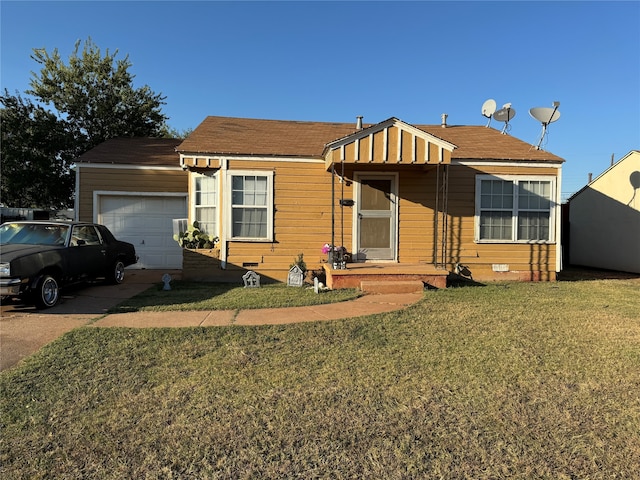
[360, 280, 424, 294]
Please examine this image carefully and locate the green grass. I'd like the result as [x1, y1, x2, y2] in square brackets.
[2, 278, 639, 479]
[109, 281, 362, 313]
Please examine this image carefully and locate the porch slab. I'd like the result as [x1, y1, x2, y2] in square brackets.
[324, 263, 449, 290]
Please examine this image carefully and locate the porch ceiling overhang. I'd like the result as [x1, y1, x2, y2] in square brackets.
[323, 117, 457, 169]
[179, 154, 221, 170]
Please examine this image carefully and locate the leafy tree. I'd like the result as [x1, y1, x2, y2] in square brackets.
[0, 91, 76, 209]
[160, 125, 193, 140]
[27, 38, 168, 152]
[1, 38, 173, 209]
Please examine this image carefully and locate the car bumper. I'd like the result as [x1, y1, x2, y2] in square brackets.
[0, 278, 24, 296]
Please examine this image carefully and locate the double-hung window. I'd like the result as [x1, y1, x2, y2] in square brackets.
[228, 171, 273, 241]
[476, 176, 556, 242]
[193, 172, 217, 236]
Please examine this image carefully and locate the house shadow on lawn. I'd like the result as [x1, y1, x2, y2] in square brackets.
[558, 266, 640, 282]
[446, 273, 486, 288]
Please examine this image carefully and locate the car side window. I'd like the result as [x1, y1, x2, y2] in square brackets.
[71, 226, 101, 246]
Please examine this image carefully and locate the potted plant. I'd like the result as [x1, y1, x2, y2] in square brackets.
[322, 243, 348, 269]
[173, 221, 218, 249]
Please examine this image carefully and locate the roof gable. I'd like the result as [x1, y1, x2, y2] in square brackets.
[568, 150, 640, 202]
[324, 117, 457, 165]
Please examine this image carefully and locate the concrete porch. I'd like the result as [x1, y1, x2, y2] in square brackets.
[323, 263, 450, 293]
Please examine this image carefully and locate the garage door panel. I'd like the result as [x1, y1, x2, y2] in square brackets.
[99, 195, 186, 270]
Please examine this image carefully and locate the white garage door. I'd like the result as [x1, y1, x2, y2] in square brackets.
[99, 195, 187, 269]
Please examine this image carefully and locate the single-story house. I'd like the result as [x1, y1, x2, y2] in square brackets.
[174, 115, 565, 286]
[74, 138, 188, 269]
[566, 150, 640, 274]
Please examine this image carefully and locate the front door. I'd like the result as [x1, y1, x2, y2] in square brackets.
[356, 175, 397, 261]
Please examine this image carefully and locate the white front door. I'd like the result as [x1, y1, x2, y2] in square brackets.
[355, 174, 397, 261]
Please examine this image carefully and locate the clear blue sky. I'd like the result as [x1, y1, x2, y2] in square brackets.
[2, 1, 639, 200]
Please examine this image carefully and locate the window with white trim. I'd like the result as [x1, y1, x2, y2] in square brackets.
[476, 176, 555, 242]
[193, 172, 217, 236]
[228, 171, 273, 241]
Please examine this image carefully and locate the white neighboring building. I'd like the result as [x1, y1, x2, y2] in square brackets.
[568, 150, 640, 273]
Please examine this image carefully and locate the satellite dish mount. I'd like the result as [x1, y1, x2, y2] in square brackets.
[530, 101, 561, 150]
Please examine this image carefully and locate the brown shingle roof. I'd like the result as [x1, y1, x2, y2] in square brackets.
[418, 125, 564, 162]
[177, 116, 358, 158]
[75, 138, 182, 166]
[177, 116, 564, 162]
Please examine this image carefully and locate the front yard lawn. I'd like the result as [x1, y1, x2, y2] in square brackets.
[1, 278, 639, 478]
[109, 281, 362, 313]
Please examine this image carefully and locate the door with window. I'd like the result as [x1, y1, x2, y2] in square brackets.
[356, 175, 397, 261]
[67, 225, 109, 278]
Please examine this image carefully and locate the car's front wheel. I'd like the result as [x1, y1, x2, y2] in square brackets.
[34, 274, 60, 309]
[106, 260, 126, 285]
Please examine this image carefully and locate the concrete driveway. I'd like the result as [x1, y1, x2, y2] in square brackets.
[0, 270, 174, 371]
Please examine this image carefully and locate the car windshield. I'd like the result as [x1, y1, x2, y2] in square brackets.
[0, 223, 70, 246]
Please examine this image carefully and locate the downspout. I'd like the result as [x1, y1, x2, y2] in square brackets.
[440, 165, 449, 267]
[556, 164, 563, 274]
[434, 164, 440, 266]
[73, 164, 80, 221]
[220, 159, 227, 269]
[341, 158, 345, 263]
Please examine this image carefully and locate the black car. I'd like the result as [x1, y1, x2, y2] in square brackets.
[0, 221, 137, 308]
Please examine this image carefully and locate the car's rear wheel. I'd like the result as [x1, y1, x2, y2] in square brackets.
[34, 274, 60, 309]
[106, 260, 126, 285]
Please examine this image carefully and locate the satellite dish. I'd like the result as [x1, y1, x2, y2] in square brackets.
[493, 103, 516, 134]
[530, 101, 561, 150]
[530, 107, 561, 124]
[481, 99, 497, 127]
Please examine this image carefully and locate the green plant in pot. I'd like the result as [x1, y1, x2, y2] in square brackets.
[173, 221, 219, 249]
[289, 253, 307, 273]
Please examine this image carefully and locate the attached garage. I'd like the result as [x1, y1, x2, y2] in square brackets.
[74, 138, 189, 270]
[98, 193, 186, 269]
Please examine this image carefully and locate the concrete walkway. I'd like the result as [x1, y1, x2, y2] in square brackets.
[91, 292, 423, 328]
[1, 270, 422, 371]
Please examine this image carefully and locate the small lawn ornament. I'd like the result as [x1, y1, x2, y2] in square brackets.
[162, 273, 172, 291]
[287, 265, 304, 287]
[242, 270, 261, 288]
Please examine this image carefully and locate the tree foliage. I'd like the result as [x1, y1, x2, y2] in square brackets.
[0, 92, 76, 209]
[27, 38, 168, 152]
[159, 125, 193, 140]
[1, 38, 171, 209]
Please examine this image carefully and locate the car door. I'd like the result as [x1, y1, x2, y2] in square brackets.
[67, 225, 108, 279]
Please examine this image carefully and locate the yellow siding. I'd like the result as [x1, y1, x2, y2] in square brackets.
[428, 143, 438, 163]
[358, 136, 369, 162]
[184, 160, 560, 283]
[387, 127, 398, 162]
[396, 164, 559, 280]
[400, 132, 415, 163]
[416, 137, 426, 164]
[196, 161, 349, 282]
[77, 167, 188, 221]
